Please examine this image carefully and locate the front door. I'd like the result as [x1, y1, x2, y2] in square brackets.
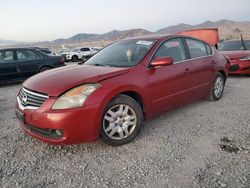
[147, 37, 195, 115]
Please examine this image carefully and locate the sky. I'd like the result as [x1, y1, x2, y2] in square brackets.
[0, 0, 250, 42]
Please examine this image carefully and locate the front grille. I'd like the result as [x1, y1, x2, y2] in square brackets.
[18, 88, 49, 109]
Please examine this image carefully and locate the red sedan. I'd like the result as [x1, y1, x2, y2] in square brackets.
[16, 35, 229, 146]
[218, 40, 250, 75]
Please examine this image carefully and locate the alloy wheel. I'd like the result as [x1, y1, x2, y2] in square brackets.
[214, 76, 224, 98]
[103, 104, 137, 140]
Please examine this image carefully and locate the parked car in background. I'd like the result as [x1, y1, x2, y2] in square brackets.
[218, 39, 250, 75]
[0, 48, 65, 82]
[16, 35, 229, 146]
[56, 48, 72, 58]
[65, 47, 98, 62]
[82, 47, 103, 62]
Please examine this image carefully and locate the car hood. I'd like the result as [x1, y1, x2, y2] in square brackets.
[23, 65, 130, 96]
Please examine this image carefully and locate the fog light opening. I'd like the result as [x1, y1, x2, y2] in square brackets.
[55, 130, 63, 137]
[50, 129, 64, 138]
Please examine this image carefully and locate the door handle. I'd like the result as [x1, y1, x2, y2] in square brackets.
[211, 60, 216, 64]
[185, 68, 191, 75]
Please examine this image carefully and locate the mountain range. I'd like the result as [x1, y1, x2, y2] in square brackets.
[1, 19, 250, 47]
[0, 39, 24, 46]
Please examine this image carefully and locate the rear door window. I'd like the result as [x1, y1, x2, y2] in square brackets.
[16, 50, 40, 61]
[186, 39, 208, 58]
[0, 50, 14, 63]
[153, 38, 187, 63]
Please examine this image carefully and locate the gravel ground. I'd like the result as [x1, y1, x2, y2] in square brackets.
[0, 77, 249, 188]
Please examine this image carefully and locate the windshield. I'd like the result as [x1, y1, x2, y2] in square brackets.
[85, 39, 156, 67]
[73, 48, 80, 52]
[244, 40, 250, 50]
[218, 40, 244, 51]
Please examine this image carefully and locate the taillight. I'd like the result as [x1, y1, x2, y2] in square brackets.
[60, 57, 65, 65]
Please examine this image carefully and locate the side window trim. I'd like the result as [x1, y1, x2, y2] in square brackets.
[205, 44, 212, 55]
[182, 37, 191, 59]
[147, 36, 215, 69]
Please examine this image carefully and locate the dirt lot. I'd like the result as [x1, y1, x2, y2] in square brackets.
[0, 77, 249, 188]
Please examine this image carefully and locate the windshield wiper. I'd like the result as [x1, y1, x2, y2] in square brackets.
[93, 63, 109, 67]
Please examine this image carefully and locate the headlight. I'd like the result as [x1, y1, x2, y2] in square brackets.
[240, 56, 250, 61]
[52, 84, 100, 109]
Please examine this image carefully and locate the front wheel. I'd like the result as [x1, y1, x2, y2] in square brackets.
[209, 72, 225, 101]
[100, 95, 143, 146]
[72, 55, 78, 62]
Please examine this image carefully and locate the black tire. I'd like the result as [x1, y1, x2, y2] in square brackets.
[209, 72, 225, 101]
[100, 94, 143, 146]
[72, 55, 78, 62]
[40, 67, 51, 72]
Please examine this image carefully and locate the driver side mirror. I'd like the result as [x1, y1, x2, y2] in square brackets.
[150, 57, 173, 67]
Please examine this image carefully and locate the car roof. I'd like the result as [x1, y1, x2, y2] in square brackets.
[123, 34, 208, 40]
[122, 34, 212, 45]
[123, 34, 170, 40]
[0, 47, 39, 51]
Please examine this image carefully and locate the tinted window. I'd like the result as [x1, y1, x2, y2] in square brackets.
[218, 40, 243, 51]
[153, 38, 186, 63]
[81, 48, 90, 52]
[186, 39, 208, 58]
[0, 50, 14, 63]
[16, 50, 40, 60]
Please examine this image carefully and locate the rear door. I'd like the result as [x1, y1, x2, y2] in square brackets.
[0, 50, 17, 80]
[16, 49, 43, 78]
[147, 37, 195, 114]
[184, 38, 216, 99]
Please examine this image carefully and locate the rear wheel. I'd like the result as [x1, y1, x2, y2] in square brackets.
[209, 72, 225, 101]
[40, 67, 51, 72]
[100, 95, 143, 146]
